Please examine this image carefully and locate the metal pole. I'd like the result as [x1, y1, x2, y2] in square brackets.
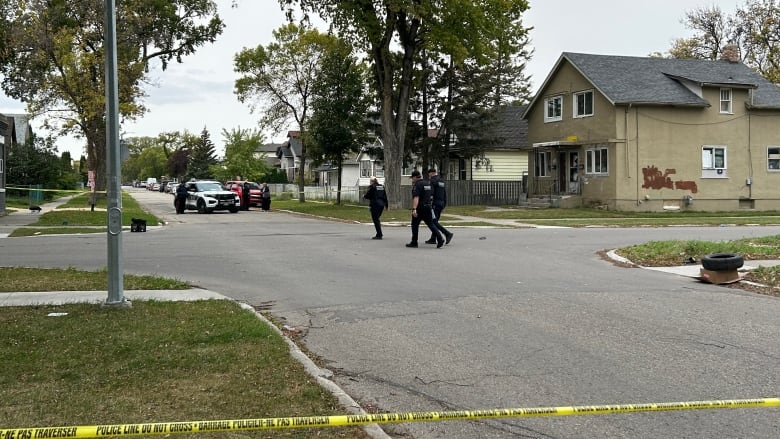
[104, 0, 127, 307]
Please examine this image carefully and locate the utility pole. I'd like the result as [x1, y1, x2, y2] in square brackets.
[104, 0, 128, 307]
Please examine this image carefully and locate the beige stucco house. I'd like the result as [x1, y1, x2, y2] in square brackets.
[523, 50, 780, 211]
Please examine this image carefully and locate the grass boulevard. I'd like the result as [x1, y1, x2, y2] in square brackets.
[2, 192, 780, 437]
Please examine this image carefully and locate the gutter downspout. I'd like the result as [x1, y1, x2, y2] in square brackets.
[747, 113, 753, 199]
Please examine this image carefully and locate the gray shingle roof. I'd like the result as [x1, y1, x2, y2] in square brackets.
[493, 105, 528, 149]
[534, 53, 780, 110]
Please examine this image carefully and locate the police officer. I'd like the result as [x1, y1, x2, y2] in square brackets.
[175, 181, 188, 214]
[241, 182, 251, 210]
[406, 170, 444, 248]
[425, 168, 453, 245]
[363, 177, 388, 239]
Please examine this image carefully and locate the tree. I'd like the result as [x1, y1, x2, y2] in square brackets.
[669, 6, 732, 60]
[135, 146, 168, 183]
[234, 23, 335, 202]
[307, 40, 371, 204]
[6, 131, 62, 189]
[0, 0, 224, 190]
[278, 0, 531, 207]
[213, 127, 269, 183]
[120, 133, 191, 183]
[734, 0, 780, 83]
[168, 148, 190, 181]
[669, 1, 780, 82]
[187, 127, 218, 180]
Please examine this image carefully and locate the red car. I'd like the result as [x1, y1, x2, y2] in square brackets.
[225, 181, 262, 208]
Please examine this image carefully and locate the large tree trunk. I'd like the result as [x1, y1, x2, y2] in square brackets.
[85, 118, 107, 191]
[372, 12, 419, 209]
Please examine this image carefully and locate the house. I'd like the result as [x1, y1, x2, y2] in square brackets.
[255, 142, 282, 169]
[522, 49, 780, 211]
[277, 131, 325, 183]
[0, 113, 29, 214]
[314, 137, 384, 190]
[458, 105, 529, 182]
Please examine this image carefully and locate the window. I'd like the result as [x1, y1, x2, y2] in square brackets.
[544, 95, 563, 122]
[359, 160, 372, 177]
[534, 151, 552, 177]
[573, 90, 594, 117]
[702, 146, 726, 170]
[768, 146, 780, 170]
[585, 146, 608, 175]
[720, 88, 732, 114]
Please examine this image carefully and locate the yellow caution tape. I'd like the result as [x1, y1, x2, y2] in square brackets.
[0, 398, 777, 437]
[5, 186, 93, 194]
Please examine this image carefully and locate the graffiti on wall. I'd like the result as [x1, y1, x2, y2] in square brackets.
[642, 165, 698, 193]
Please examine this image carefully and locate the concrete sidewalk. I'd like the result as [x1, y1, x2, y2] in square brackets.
[607, 250, 780, 279]
[0, 195, 77, 237]
[0, 288, 228, 307]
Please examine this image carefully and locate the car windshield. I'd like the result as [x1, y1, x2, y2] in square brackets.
[247, 182, 261, 190]
[196, 182, 224, 192]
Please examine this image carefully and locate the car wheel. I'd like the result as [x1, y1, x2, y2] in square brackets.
[229, 207, 239, 213]
[197, 200, 207, 214]
[701, 253, 744, 271]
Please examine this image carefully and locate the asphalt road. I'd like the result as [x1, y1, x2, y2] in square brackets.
[2, 188, 779, 438]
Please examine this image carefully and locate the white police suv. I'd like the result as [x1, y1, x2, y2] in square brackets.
[184, 180, 240, 214]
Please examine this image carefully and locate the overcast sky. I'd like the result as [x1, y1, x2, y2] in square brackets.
[0, 0, 742, 159]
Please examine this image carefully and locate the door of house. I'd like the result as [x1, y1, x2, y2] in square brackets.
[558, 151, 580, 194]
[568, 151, 580, 194]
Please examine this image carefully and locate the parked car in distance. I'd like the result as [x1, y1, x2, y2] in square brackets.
[183, 180, 240, 214]
[165, 181, 177, 193]
[145, 177, 158, 190]
[225, 180, 262, 208]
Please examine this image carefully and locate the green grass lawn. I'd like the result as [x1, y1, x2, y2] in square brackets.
[8, 192, 159, 237]
[0, 300, 369, 439]
[0, 267, 369, 438]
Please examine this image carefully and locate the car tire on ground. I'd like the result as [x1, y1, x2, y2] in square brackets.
[701, 253, 744, 271]
[229, 207, 239, 213]
[197, 200, 207, 214]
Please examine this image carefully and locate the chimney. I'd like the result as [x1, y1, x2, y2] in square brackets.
[721, 44, 740, 63]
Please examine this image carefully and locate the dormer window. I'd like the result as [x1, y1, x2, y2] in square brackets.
[544, 95, 563, 122]
[573, 90, 594, 118]
[720, 88, 732, 114]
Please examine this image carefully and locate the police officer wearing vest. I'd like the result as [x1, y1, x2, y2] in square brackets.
[425, 168, 453, 245]
[363, 177, 388, 239]
[406, 170, 444, 248]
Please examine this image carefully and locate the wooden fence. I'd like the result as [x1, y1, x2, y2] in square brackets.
[274, 179, 526, 207]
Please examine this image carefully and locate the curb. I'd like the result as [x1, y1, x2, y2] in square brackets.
[238, 303, 392, 439]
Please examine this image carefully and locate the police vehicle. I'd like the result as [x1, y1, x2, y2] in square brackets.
[183, 180, 240, 214]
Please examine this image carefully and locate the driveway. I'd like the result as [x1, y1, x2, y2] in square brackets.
[2, 188, 779, 438]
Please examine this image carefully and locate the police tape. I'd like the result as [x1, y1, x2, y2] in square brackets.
[0, 398, 777, 438]
[5, 186, 92, 194]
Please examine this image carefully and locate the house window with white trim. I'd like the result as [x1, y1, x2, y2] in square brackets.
[720, 88, 732, 114]
[585, 146, 608, 175]
[701, 145, 728, 178]
[359, 159, 372, 177]
[544, 95, 563, 122]
[573, 90, 594, 118]
[702, 145, 726, 170]
[535, 151, 552, 177]
[768, 146, 780, 170]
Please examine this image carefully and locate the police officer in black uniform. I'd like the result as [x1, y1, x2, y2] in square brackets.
[363, 177, 388, 239]
[425, 168, 453, 245]
[175, 181, 188, 214]
[241, 181, 251, 210]
[406, 170, 444, 248]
